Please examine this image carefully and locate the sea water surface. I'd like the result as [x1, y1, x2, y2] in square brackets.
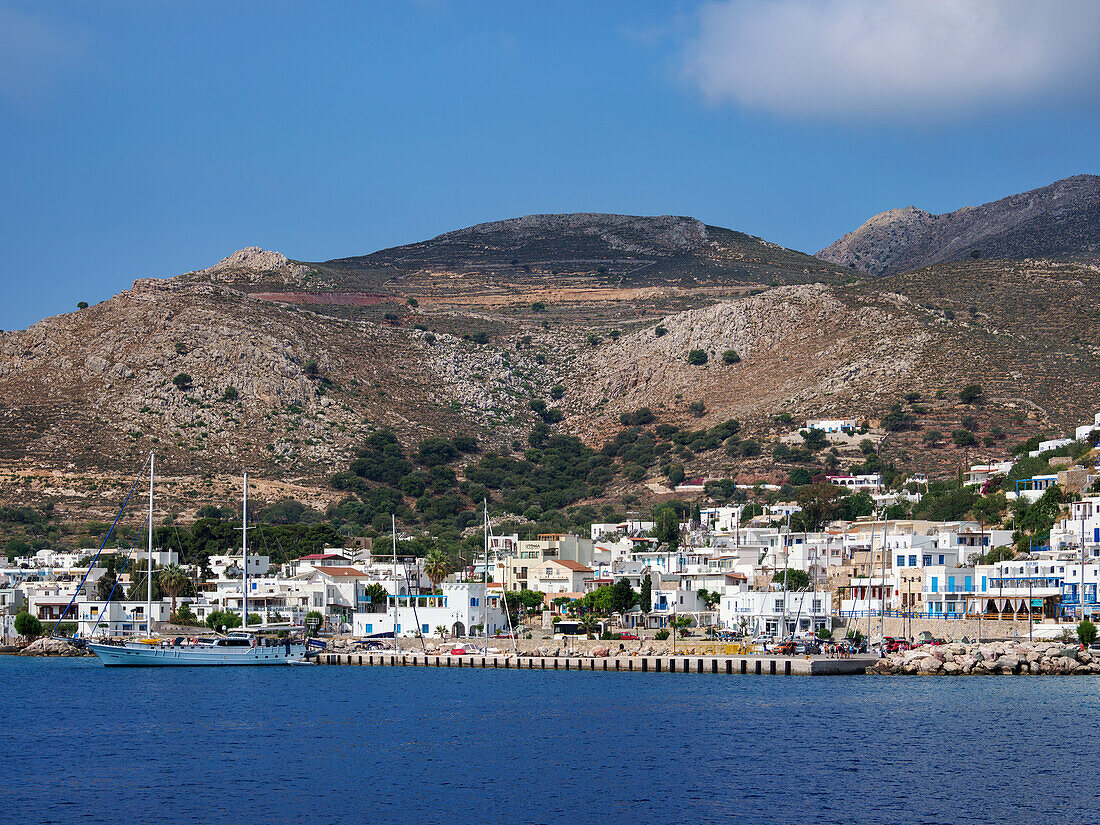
[1, 656, 1097, 824]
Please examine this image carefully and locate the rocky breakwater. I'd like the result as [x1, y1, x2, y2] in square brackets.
[17, 637, 91, 657]
[872, 641, 1099, 676]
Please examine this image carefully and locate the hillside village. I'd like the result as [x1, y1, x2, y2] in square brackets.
[5, 407, 1099, 648]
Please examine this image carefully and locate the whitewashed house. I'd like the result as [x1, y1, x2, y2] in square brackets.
[352, 581, 506, 638]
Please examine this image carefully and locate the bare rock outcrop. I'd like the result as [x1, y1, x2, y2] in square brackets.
[818, 174, 1100, 275]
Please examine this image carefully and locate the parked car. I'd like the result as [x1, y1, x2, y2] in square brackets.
[795, 640, 821, 655]
[751, 635, 772, 647]
[881, 637, 912, 654]
[619, 633, 639, 640]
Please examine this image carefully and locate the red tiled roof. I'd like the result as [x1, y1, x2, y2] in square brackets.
[551, 560, 593, 572]
[314, 566, 368, 578]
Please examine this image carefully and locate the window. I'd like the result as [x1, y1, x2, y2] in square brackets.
[897, 556, 905, 567]
[931, 577, 939, 593]
[470, 597, 479, 607]
[964, 576, 972, 592]
[774, 599, 784, 612]
[938, 555, 945, 565]
[422, 624, 430, 634]
[363, 623, 373, 634]
[909, 555, 917, 566]
[923, 555, 932, 566]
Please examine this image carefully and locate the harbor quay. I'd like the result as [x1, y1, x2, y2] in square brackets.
[316, 650, 878, 675]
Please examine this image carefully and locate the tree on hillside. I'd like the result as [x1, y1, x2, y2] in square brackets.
[959, 384, 984, 404]
[14, 612, 43, 640]
[96, 556, 121, 601]
[157, 563, 191, 616]
[424, 548, 452, 591]
[801, 429, 828, 451]
[364, 583, 389, 606]
[773, 569, 810, 590]
[654, 506, 680, 552]
[797, 483, 844, 530]
[1078, 619, 1098, 646]
[640, 572, 652, 616]
[171, 603, 198, 626]
[126, 559, 162, 601]
[610, 578, 636, 616]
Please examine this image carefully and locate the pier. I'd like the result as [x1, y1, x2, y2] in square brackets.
[316, 652, 876, 675]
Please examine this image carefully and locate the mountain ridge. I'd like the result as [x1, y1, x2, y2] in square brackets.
[818, 174, 1100, 275]
[1, 209, 1098, 523]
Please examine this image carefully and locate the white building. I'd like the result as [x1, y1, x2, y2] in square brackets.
[1050, 496, 1100, 557]
[209, 552, 270, 579]
[827, 474, 883, 492]
[77, 599, 170, 637]
[806, 419, 857, 433]
[1029, 438, 1073, 458]
[1076, 412, 1100, 442]
[352, 582, 506, 638]
[720, 586, 831, 637]
[590, 521, 654, 541]
[964, 461, 1015, 487]
[529, 559, 594, 594]
[625, 586, 709, 629]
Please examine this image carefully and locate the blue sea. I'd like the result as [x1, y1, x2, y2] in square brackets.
[1, 656, 1097, 825]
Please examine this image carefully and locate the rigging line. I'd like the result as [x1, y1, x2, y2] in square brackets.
[50, 456, 149, 636]
[86, 513, 148, 638]
[399, 554, 427, 652]
[172, 522, 187, 563]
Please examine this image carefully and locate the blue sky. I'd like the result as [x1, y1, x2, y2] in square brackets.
[2, 0, 1098, 331]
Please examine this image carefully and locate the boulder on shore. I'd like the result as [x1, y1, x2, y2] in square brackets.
[17, 637, 88, 657]
[868, 640, 1097, 676]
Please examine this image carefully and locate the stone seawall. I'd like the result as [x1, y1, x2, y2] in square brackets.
[842, 616, 1037, 641]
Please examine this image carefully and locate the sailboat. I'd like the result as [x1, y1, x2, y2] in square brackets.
[88, 459, 308, 666]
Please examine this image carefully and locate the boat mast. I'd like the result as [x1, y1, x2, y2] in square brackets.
[392, 514, 398, 649]
[147, 452, 153, 633]
[242, 472, 248, 628]
[483, 499, 489, 646]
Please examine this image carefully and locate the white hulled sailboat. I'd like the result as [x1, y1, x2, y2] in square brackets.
[88, 458, 307, 666]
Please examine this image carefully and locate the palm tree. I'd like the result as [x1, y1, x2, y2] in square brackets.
[157, 563, 190, 617]
[424, 548, 452, 592]
[434, 625, 448, 639]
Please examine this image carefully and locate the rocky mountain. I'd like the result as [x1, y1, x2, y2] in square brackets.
[1, 211, 1098, 521]
[818, 175, 1100, 275]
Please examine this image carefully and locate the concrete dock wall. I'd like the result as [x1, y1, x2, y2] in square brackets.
[315, 652, 875, 676]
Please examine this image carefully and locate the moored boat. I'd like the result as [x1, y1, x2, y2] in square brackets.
[88, 632, 307, 666]
[88, 465, 310, 666]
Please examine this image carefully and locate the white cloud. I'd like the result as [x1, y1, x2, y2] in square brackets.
[682, 0, 1100, 119]
[0, 4, 79, 105]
